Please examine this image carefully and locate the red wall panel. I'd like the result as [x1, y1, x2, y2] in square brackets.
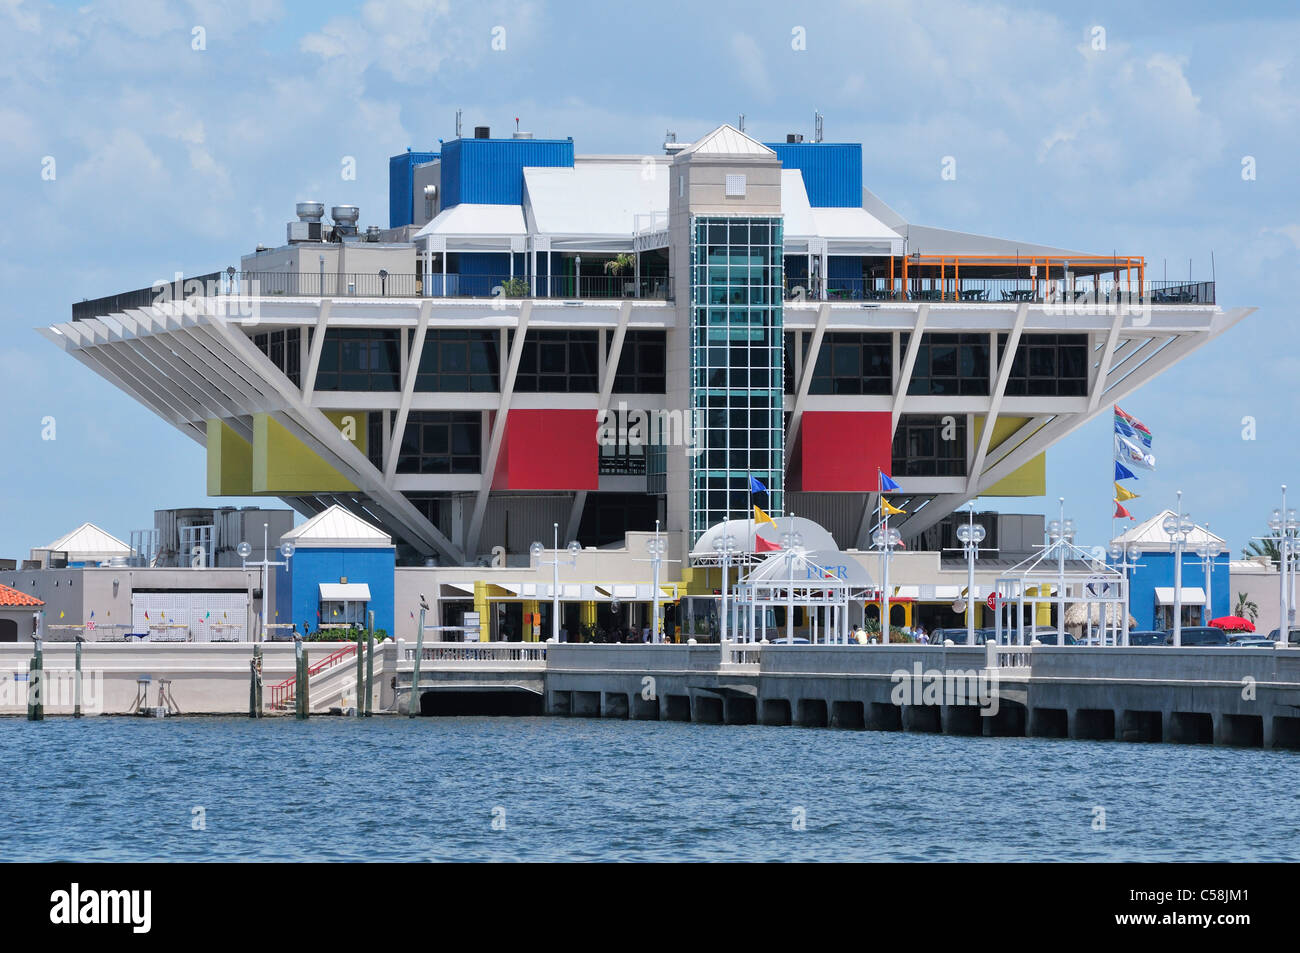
[494, 409, 598, 490]
[800, 411, 892, 491]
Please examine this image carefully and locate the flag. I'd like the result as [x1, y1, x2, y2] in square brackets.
[1115, 404, 1152, 437]
[89, 610, 94, 619]
[1114, 501, 1135, 520]
[755, 535, 781, 553]
[59, 610, 64, 619]
[1115, 433, 1156, 470]
[882, 499, 907, 516]
[1115, 460, 1137, 481]
[879, 471, 900, 492]
[1114, 482, 1138, 502]
[145, 611, 150, 620]
[749, 476, 768, 495]
[753, 505, 776, 527]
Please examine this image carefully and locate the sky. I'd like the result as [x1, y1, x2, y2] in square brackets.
[2, 0, 1298, 560]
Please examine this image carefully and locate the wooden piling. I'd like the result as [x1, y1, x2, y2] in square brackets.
[74, 639, 83, 719]
[27, 641, 43, 721]
[365, 612, 375, 717]
[409, 607, 426, 718]
[249, 644, 263, 718]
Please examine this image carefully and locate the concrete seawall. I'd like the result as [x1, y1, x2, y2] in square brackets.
[0, 642, 398, 715]
[533, 643, 1300, 748]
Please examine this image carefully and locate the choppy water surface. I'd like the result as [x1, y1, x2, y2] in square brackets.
[3, 716, 1296, 861]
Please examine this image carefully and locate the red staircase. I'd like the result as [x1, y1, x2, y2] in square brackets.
[269, 644, 356, 710]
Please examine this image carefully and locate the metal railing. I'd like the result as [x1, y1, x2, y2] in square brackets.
[232, 271, 673, 301]
[268, 643, 356, 709]
[405, 642, 548, 664]
[985, 643, 1033, 671]
[785, 278, 1215, 305]
[720, 640, 763, 668]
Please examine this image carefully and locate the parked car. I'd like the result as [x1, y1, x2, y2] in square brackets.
[1265, 628, 1300, 646]
[1127, 630, 1169, 646]
[766, 636, 810, 645]
[1229, 637, 1275, 648]
[1166, 626, 1229, 646]
[1028, 629, 1078, 645]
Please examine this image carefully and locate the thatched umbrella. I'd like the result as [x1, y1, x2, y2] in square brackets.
[1065, 601, 1137, 631]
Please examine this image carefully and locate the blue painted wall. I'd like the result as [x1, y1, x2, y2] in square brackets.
[766, 143, 863, 207]
[389, 150, 439, 228]
[275, 546, 395, 636]
[440, 137, 574, 209]
[1113, 551, 1231, 630]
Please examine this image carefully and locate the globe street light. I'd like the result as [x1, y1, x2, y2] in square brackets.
[780, 528, 803, 642]
[238, 524, 294, 642]
[1195, 525, 1219, 626]
[640, 521, 678, 643]
[1266, 487, 1300, 642]
[1109, 541, 1141, 645]
[955, 507, 987, 646]
[1047, 500, 1075, 643]
[872, 525, 903, 643]
[1162, 492, 1196, 647]
[530, 522, 582, 643]
[713, 533, 740, 643]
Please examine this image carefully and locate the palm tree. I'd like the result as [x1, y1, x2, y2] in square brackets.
[1243, 537, 1279, 564]
[1234, 592, 1259, 624]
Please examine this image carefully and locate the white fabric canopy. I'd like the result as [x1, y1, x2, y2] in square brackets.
[1154, 587, 1206, 605]
[319, 583, 372, 601]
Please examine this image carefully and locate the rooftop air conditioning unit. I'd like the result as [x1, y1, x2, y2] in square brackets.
[474, 125, 490, 139]
[512, 131, 533, 139]
[786, 133, 804, 143]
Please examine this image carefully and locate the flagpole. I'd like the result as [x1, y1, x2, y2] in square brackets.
[878, 468, 890, 645]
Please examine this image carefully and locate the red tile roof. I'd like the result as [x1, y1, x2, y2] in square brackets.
[0, 583, 43, 607]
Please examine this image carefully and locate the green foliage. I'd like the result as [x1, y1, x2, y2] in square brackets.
[603, 253, 635, 277]
[1233, 592, 1259, 624]
[499, 277, 529, 298]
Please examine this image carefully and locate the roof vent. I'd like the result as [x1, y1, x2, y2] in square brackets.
[365, 225, 381, 242]
[474, 125, 490, 139]
[512, 131, 533, 139]
[330, 205, 360, 237]
[288, 202, 325, 243]
[296, 202, 324, 223]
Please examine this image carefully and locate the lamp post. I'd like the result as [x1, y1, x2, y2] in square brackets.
[713, 533, 740, 643]
[955, 506, 987, 646]
[1195, 524, 1218, 626]
[1109, 542, 1141, 646]
[1161, 492, 1195, 647]
[644, 522, 673, 643]
[238, 522, 294, 642]
[872, 525, 903, 643]
[781, 528, 804, 642]
[1266, 488, 1299, 642]
[1046, 498, 1075, 643]
[530, 523, 581, 643]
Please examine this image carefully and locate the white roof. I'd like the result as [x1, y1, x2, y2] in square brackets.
[779, 171, 902, 254]
[282, 505, 392, 548]
[319, 582, 372, 601]
[41, 522, 131, 560]
[680, 124, 776, 157]
[745, 548, 874, 589]
[1111, 510, 1226, 551]
[1154, 587, 1207, 605]
[691, 516, 838, 559]
[523, 163, 668, 244]
[414, 204, 526, 248]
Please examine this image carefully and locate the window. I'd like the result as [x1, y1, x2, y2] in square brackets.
[415, 329, 499, 392]
[316, 329, 399, 392]
[252, 328, 301, 387]
[599, 424, 647, 476]
[808, 332, 892, 395]
[367, 412, 384, 471]
[689, 215, 785, 538]
[514, 330, 598, 393]
[997, 333, 1088, 396]
[903, 333, 989, 396]
[396, 411, 481, 474]
[611, 330, 666, 393]
[892, 414, 966, 477]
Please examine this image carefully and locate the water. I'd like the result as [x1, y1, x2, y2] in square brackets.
[4, 716, 1298, 862]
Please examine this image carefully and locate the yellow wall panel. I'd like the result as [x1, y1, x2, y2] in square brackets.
[974, 416, 1046, 497]
[252, 413, 364, 494]
[205, 420, 253, 496]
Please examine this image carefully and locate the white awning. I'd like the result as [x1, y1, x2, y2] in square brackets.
[319, 583, 372, 601]
[440, 582, 477, 597]
[1154, 587, 1206, 605]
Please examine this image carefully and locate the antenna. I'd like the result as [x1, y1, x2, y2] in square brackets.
[814, 110, 824, 143]
[455, 108, 462, 139]
[738, 113, 745, 132]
